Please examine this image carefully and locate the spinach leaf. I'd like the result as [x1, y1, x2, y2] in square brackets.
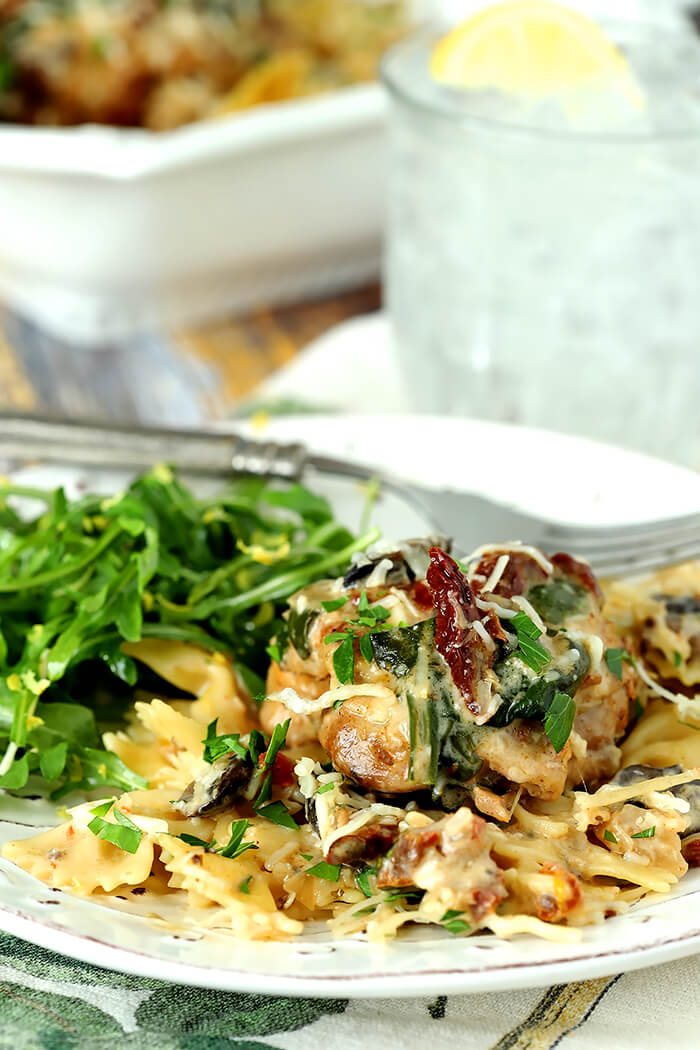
[370, 621, 433, 677]
[527, 580, 588, 625]
[490, 638, 589, 728]
[287, 608, 319, 660]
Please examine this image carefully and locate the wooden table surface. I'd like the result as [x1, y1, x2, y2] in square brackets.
[0, 284, 380, 422]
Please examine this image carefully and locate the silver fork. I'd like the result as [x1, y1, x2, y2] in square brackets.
[1, 413, 699, 578]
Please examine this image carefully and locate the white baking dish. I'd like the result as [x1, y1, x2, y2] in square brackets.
[0, 0, 685, 346]
[0, 84, 386, 344]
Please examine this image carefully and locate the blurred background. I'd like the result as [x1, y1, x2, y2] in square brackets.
[0, 0, 698, 468]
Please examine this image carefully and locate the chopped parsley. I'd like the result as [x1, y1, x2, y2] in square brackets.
[355, 590, 391, 629]
[544, 692, 577, 753]
[359, 633, 374, 664]
[261, 719, 290, 771]
[306, 860, 341, 882]
[324, 589, 393, 685]
[605, 647, 631, 680]
[238, 875, 252, 894]
[603, 829, 618, 844]
[256, 800, 298, 830]
[247, 729, 266, 766]
[383, 888, 424, 905]
[265, 643, 281, 664]
[202, 720, 249, 764]
[88, 801, 143, 855]
[674, 651, 683, 669]
[217, 819, 259, 859]
[631, 826, 656, 839]
[511, 612, 551, 674]
[177, 820, 258, 860]
[178, 833, 213, 848]
[441, 909, 470, 935]
[201, 717, 290, 807]
[325, 630, 355, 685]
[316, 782, 337, 795]
[321, 598, 347, 613]
[193, 718, 290, 808]
[355, 865, 376, 898]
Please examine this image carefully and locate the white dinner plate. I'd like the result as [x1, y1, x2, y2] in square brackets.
[2, 413, 700, 997]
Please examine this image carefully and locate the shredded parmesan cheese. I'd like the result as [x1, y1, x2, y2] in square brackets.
[471, 618, 495, 650]
[468, 542, 554, 577]
[269, 683, 397, 716]
[635, 658, 700, 723]
[480, 554, 510, 594]
[366, 558, 394, 588]
[566, 629, 604, 670]
[572, 768, 700, 829]
[512, 595, 546, 633]
[475, 598, 517, 618]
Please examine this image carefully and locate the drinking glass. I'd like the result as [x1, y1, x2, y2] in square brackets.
[382, 15, 700, 468]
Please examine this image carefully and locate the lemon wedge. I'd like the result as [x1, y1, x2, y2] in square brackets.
[430, 1, 642, 105]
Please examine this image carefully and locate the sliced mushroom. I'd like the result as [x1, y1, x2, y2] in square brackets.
[173, 752, 253, 818]
[325, 815, 400, 866]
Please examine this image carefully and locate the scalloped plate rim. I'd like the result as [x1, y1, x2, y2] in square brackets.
[1, 411, 700, 997]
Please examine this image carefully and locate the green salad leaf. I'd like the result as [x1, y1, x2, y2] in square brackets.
[0, 469, 375, 797]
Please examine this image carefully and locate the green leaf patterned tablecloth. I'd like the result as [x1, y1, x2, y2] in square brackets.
[1, 930, 699, 1050]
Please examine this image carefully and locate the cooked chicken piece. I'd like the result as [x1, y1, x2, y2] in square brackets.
[476, 722, 571, 801]
[565, 615, 634, 788]
[594, 803, 687, 880]
[0, 0, 405, 129]
[319, 690, 415, 795]
[378, 807, 506, 923]
[261, 661, 327, 748]
[264, 542, 633, 809]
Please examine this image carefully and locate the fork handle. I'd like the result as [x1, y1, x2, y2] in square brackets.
[0, 413, 310, 480]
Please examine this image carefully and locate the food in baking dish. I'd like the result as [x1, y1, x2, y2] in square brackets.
[0, 0, 405, 129]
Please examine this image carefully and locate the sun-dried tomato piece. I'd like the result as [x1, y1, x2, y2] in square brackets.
[471, 550, 547, 598]
[257, 750, 295, 787]
[535, 863, 583, 921]
[426, 547, 501, 716]
[376, 825, 442, 888]
[411, 580, 434, 610]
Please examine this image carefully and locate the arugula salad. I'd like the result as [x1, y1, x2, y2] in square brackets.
[0, 467, 375, 799]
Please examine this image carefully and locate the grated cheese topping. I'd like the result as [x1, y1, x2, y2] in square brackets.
[635, 658, 700, 723]
[270, 683, 397, 716]
[480, 554, 510, 595]
[468, 542, 554, 577]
